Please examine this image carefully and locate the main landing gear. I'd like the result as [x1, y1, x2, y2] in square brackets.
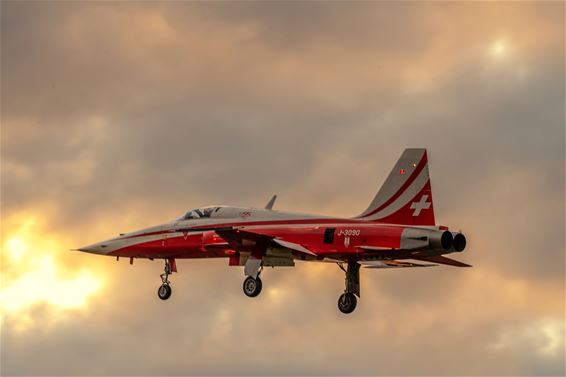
[243, 275, 263, 297]
[243, 258, 263, 298]
[157, 258, 175, 300]
[337, 261, 361, 314]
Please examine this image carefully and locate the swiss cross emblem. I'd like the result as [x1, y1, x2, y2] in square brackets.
[410, 195, 431, 216]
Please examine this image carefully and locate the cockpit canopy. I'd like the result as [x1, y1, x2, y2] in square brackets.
[176, 206, 221, 221]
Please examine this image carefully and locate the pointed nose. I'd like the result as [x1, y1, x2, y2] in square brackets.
[77, 242, 109, 255]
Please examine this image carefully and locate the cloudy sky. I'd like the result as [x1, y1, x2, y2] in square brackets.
[1, 1, 564, 376]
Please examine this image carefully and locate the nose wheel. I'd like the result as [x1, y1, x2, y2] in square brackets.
[338, 292, 357, 314]
[158, 283, 172, 300]
[158, 259, 173, 300]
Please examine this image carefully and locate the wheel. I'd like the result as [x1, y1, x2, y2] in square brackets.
[243, 276, 262, 297]
[158, 284, 172, 300]
[338, 292, 357, 314]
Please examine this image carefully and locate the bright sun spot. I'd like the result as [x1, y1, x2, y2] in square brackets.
[5, 237, 29, 261]
[0, 255, 101, 312]
[488, 318, 564, 358]
[490, 39, 508, 58]
[1, 213, 104, 322]
[539, 319, 564, 357]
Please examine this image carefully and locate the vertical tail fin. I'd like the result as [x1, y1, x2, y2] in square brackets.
[356, 148, 436, 225]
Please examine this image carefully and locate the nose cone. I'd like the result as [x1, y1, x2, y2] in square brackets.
[77, 242, 110, 255]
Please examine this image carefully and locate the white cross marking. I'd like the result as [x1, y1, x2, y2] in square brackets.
[410, 195, 431, 216]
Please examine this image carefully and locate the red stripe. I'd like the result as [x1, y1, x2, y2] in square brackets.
[122, 218, 372, 239]
[359, 151, 427, 219]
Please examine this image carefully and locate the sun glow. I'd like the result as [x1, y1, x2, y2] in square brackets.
[490, 39, 508, 58]
[1, 213, 104, 321]
[5, 236, 28, 262]
[0, 255, 101, 312]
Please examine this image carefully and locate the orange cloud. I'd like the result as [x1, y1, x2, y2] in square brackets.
[1, 1, 563, 375]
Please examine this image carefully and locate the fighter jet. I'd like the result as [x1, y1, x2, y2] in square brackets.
[78, 148, 469, 314]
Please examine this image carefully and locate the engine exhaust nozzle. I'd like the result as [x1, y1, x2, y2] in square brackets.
[429, 230, 453, 251]
[452, 233, 467, 252]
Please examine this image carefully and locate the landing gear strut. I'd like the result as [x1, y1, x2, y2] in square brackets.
[158, 259, 173, 300]
[337, 261, 360, 314]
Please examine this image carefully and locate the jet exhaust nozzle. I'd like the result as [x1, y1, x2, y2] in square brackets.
[429, 230, 453, 251]
[452, 233, 467, 252]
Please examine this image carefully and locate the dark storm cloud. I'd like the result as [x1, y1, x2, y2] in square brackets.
[1, 1, 564, 376]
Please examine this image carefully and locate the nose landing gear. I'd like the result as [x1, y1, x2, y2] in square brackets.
[157, 258, 175, 300]
[337, 261, 360, 314]
[158, 282, 172, 300]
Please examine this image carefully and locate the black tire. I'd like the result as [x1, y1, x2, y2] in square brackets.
[158, 284, 172, 300]
[338, 292, 357, 314]
[243, 276, 262, 297]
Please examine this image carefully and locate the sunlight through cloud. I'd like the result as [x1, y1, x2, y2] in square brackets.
[1, 256, 101, 312]
[1, 213, 104, 323]
[5, 237, 28, 262]
[490, 38, 508, 58]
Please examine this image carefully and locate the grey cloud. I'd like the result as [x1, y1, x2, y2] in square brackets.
[1, 0, 563, 281]
[1, 1, 564, 376]
[2, 261, 564, 375]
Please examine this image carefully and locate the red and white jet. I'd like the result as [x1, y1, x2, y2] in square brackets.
[78, 149, 469, 314]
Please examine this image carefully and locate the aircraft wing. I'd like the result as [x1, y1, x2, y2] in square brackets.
[271, 238, 317, 256]
[214, 228, 317, 257]
[360, 260, 437, 268]
[214, 228, 271, 248]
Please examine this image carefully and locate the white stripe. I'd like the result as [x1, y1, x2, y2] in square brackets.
[101, 232, 202, 253]
[363, 166, 429, 221]
[359, 149, 426, 217]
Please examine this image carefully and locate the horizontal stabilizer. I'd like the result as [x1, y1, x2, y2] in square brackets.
[411, 255, 471, 267]
[360, 260, 437, 268]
